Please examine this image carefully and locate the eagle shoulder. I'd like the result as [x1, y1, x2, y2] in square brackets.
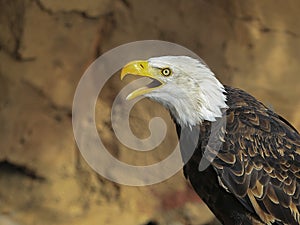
[211, 86, 300, 225]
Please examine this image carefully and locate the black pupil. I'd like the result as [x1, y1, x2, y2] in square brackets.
[163, 69, 169, 75]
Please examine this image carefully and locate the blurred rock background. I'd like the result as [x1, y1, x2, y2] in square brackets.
[1, 0, 300, 225]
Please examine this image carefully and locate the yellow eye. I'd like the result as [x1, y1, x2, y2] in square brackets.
[161, 68, 171, 76]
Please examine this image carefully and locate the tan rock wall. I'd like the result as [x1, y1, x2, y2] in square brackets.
[1, 1, 300, 225]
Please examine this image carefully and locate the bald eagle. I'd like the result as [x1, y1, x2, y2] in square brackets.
[120, 56, 300, 225]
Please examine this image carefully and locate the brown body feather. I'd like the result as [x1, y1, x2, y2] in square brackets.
[179, 86, 300, 225]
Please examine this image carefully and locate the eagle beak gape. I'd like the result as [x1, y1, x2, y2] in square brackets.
[120, 60, 164, 100]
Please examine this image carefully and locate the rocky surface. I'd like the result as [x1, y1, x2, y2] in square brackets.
[1, 0, 300, 225]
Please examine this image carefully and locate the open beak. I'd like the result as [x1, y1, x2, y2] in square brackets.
[120, 60, 163, 100]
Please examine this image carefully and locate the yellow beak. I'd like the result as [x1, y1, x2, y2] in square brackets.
[120, 60, 163, 100]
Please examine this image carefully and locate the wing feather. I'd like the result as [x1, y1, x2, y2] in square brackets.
[211, 87, 300, 225]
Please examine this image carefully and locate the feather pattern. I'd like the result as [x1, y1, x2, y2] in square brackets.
[182, 86, 300, 225]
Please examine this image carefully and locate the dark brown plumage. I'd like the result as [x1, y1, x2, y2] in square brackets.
[180, 86, 300, 225]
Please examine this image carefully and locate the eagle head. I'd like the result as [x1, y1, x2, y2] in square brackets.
[121, 56, 227, 127]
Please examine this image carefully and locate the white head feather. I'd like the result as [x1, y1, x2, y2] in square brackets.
[145, 56, 228, 127]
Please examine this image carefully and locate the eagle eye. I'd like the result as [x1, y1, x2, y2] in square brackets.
[161, 68, 172, 76]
